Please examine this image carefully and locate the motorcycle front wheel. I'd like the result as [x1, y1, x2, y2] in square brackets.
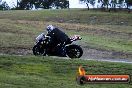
[66, 45, 83, 58]
[32, 45, 46, 56]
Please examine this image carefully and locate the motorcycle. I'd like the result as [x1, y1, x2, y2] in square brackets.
[32, 34, 83, 58]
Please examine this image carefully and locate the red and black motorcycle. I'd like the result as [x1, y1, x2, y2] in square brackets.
[32, 34, 83, 58]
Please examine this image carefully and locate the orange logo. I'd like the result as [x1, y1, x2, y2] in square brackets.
[77, 66, 130, 85]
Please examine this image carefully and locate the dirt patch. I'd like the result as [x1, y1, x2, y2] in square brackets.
[82, 46, 132, 60]
[0, 47, 32, 55]
[0, 46, 132, 61]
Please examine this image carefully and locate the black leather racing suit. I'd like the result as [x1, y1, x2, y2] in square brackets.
[47, 27, 71, 56]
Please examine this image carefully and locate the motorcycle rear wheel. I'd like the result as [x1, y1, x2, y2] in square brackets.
[66, 45, 83, 58]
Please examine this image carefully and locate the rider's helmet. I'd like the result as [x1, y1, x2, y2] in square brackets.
[46, 25, 54, 33]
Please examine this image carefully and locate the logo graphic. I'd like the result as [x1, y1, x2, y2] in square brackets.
[76, 66, 130, 85]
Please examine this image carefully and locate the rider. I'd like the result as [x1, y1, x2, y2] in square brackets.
[46, 25, 71, 46]
[46, 25, 72, 56]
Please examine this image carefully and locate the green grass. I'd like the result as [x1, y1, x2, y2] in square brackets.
[0, 10, 132, 87]
[66, 29, 132, 53]
[0, 10, 132, 25]
[82, 34, 132, 53]
[0, 55, 132, 88]
[0, 10, 132, 53]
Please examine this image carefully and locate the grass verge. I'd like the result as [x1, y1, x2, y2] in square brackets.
[0, 55, 132, 88]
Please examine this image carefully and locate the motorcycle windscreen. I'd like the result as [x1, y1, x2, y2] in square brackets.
[36, 33, 45, 42]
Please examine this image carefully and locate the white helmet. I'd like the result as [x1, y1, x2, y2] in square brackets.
[46, 25, 54, 33]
